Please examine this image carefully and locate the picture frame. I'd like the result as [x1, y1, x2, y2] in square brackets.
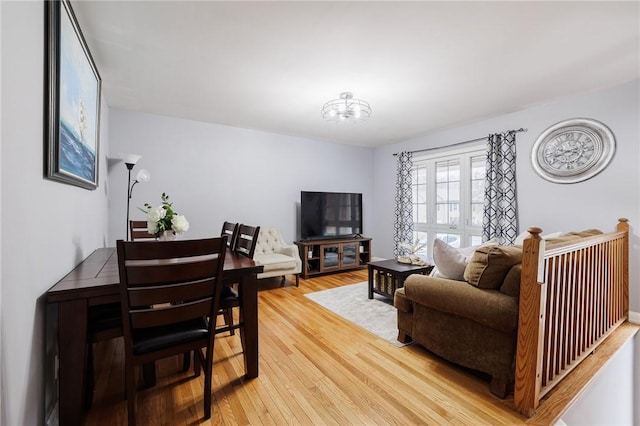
[45, 0, 101, 190]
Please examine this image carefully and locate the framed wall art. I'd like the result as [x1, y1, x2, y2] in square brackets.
[46, 0, 101, 190]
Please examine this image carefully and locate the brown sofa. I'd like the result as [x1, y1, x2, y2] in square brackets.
[394, 230, 602, 398]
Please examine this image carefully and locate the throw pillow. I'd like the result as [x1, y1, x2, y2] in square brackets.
[464, 245, 523, 289]
[430, 238, 499, 281]
[431, 238, 467, 281]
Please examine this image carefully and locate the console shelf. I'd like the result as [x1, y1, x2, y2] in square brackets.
[295, 237, 372, 279]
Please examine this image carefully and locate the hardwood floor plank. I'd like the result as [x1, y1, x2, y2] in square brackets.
[82, 269, 630, 425]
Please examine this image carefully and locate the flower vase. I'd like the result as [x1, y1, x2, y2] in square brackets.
[158, 230, 177, 241]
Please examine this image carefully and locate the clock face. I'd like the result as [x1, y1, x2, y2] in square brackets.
[531, 119, 615, 184]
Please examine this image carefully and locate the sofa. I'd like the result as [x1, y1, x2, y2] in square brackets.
[253, 227, 302, 286]
[394, 230, 602, 398]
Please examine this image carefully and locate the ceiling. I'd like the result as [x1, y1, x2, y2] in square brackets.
[71, 1, 640, 148]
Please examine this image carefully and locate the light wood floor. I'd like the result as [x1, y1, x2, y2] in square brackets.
[82, 270, 531, 425]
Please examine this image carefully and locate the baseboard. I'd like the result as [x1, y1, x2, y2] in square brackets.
[628, 310, 640, 324]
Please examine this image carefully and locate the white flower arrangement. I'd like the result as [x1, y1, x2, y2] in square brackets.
[398, 239, 427, 255]
[398, 239, 429, 266]
[140, 192, 189, 238]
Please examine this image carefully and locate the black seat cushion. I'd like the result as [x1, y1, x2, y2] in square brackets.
[133, 317, 208, 355]
[221, 285, 239, 304]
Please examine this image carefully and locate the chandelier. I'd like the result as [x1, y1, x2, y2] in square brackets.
[321, 92, 372, 122]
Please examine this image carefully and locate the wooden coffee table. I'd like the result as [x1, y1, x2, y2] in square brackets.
[368, 259, 434, 299]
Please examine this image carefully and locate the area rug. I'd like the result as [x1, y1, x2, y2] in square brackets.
[305, 282, 410, 347]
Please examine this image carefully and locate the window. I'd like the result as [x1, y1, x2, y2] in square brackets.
[411, 146, 486, 259]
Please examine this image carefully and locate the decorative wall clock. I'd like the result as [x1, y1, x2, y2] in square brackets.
[531, 118, 615, 184]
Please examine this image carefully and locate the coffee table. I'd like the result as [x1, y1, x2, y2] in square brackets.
[368, 259, 434, 299]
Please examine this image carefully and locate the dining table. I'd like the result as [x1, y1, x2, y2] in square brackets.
[45, 246, 264, 426]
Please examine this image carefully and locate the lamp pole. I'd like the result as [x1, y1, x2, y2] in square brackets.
[119, 152, 147, 241]
[125, 162, 135, 241]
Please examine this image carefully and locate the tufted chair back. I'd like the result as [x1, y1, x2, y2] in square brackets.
[254, 227, 286, 257]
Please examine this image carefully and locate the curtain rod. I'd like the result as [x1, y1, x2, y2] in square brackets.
[392, 128, 528, 157]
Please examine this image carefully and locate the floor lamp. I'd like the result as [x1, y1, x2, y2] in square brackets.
[119, 153, 150, 240]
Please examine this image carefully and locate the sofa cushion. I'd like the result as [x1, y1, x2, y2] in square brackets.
[514, 231, 563, 245]
[254, 253, 297, 272]
[464, 245, 523, 289]
[543, 229, 602, 248]
[500, 264, 521, 298]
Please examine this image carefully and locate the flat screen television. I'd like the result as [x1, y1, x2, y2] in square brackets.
[300, 191, 363, 240]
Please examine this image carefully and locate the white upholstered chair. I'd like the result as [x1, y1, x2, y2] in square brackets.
[253, 227, 301, 286]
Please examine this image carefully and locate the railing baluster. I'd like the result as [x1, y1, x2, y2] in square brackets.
[516, 219, 629, 417]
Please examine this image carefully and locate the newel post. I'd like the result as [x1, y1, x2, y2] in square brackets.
[514, 227, 546, 417]
[616, 218, 629, 317]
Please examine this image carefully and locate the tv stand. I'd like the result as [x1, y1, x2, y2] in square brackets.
[295, 237, 372, 279]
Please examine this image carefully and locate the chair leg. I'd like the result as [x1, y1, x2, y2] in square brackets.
[182, 352, 191, 372]
[126, 364, 137, 426]
[84, 342, 94, 409]
[223, 308, 235, 336]
[203, 349, 213, 419]
[295, 274, 299, 287]
[281, 275, 286, 286]
[193, 350, 202, 377]
[142, 362, 156, 388]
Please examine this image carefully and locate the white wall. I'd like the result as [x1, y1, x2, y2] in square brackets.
[560, 331, 639, 425]
[373, 80, 640, 313]
[0, 1, 4, 421]
[107, 109, 374, 247]
[0, 2, 110, 425]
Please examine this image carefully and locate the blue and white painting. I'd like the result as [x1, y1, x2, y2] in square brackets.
[58, 2, 99, 184]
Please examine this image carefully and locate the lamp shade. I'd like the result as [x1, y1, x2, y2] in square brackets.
[118, 153, 142, 165]
[135, 169, 151, 183]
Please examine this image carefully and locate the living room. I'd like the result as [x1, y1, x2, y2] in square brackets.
[1, 1, 639, 425]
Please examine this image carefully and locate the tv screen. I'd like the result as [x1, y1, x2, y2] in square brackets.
[301, 191, 363, 240]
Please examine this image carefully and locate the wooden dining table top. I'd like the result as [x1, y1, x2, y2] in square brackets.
[46, 246, 264, 304]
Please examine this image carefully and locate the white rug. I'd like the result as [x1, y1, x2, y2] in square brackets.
[305, 282, 409, 347]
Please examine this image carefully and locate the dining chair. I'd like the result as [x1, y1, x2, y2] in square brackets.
[216, 224, 260, 336]
[84, 222, 157, 407]
[234, 224, 261, 258]
[219, 222, 240, 334]
[117, 237, 227, 426]
[129, 220, 154, 241]
[221, 221, 239, 249]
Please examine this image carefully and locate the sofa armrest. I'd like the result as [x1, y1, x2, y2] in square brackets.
[404, 274, 518, 333]
[277, 244, 299, 259]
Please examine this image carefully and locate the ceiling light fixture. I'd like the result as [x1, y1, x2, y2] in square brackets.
[321, 92, 372, 122]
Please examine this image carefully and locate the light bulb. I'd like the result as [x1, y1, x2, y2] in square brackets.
[135, 169, 151, 183]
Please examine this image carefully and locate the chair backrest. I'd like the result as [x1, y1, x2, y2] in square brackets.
[116, 237, 227, 355]
[235, 225, 260, 258]
[221, 221, 239, 249]
[254, 227, 286, 256]
[129, 220, 154, 241]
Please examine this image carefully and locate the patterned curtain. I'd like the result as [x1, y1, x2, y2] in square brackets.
[393, 151, 413, 257]
[482, 132, 518, 245]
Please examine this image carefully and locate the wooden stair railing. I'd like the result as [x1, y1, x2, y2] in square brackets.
[514, 218, 629, 417]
